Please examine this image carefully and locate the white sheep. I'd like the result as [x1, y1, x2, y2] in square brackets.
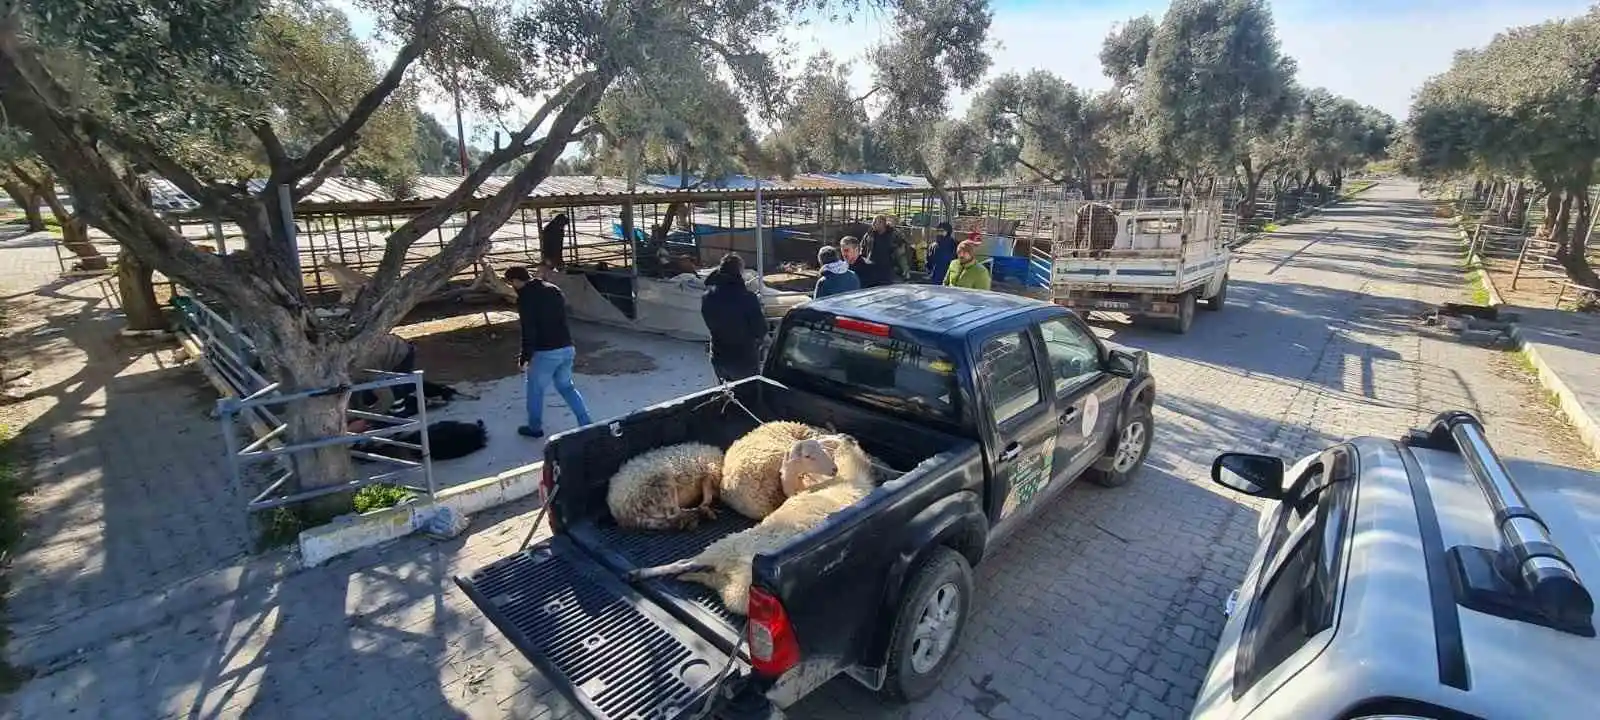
[719, 420, 829, 521]
[605, 442, 724, 531]
[626, 434, 876, 614]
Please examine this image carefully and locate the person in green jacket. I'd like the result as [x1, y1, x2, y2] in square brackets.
[944, 239, 992, 291]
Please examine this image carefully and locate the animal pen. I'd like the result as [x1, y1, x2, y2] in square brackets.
[160, 175, 1054, 337]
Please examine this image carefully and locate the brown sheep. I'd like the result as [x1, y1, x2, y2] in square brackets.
[604, 442, 724, 531]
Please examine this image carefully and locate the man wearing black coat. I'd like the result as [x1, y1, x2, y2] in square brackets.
[504, 263, 593, 438]
[700, 253, 768, 382]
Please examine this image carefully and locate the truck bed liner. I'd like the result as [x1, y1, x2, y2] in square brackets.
[454, 535, 740, 720]
[570, 504, 758, 629]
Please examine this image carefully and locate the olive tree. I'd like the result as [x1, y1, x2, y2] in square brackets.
[1405, 9, 1600, 287]
[968, 70, 1110, 198]
[0, 0, 849, 515]
[1133, 0, 1297, 190]
[861, 0, 993, 218]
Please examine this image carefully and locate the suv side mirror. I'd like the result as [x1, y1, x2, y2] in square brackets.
[1211, 453, 1286, 499]
[1105, 348, 1139, 378]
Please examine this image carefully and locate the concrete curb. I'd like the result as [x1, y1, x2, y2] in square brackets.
[1459, 227, 1600, 463]
[297, 461, 544, 568]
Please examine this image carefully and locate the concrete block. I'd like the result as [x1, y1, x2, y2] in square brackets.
[297, 460, 543, 567]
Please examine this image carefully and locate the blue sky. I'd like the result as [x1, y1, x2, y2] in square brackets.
[331, 0, 1595, 147]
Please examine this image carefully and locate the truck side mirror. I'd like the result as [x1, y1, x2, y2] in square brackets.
[1105, 348, 1138, 378]
[1211, 453, 1286, 499]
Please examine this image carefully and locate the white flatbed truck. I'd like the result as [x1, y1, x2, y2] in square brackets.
[1041, 194, 1231, 333]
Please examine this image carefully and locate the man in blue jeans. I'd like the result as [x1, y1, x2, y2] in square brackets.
[504, 264, 593, 438]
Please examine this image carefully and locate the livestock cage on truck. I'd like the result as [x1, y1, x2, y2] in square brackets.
[1042, 185, 1233, 334]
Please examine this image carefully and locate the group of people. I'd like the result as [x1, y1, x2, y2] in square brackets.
[356, 214, 999, 443]
[812, 215, 991, 299]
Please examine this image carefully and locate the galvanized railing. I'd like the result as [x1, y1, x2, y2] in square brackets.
[174, 288, 438, 515]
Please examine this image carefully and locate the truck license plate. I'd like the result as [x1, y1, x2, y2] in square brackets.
[1096, 301, 1130, 310]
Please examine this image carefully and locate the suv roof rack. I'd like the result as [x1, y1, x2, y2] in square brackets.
[1403, 410, 1596, 637]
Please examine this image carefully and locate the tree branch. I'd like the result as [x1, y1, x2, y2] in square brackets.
[277, 5, 447, 185]
[291, 141, 360, 202]
[349, 71, 601, 313]
[351, 73, 614, 341]
[252, 119, 290, 174]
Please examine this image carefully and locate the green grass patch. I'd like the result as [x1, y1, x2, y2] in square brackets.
[353, 483, 416, 514]
[0, 425, 33, 692]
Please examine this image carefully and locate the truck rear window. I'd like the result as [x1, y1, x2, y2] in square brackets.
[772, 316, 959, 422]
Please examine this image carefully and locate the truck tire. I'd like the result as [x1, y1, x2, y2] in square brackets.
[1086, 401, 1153, 488]
[1169, 292, 1196, 334]
[882, 546, 974, 703]
[1204, 276, 1227, 311]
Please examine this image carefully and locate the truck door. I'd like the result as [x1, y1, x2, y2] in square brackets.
[1036, 315, 1125, 481]
[975, 329, 1058, 522]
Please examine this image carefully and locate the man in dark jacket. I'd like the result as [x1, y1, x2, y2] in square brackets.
[700, 254, 768, 382]
[926, 221, 958, 285]
[539, 213, 570, 269]
[857, 214, 907, 287]
[505, 264, 593, 438]
[813, 245, 860, 298]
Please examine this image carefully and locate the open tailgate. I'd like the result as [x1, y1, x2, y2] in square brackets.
[453, 535, 743, 720]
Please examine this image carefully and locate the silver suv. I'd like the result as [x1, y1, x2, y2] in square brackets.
[1190, 411, 1597, 720]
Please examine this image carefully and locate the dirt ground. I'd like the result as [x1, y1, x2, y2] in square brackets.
[397, 310, 660, 384]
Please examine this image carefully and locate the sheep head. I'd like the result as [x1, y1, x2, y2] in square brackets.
[815, 433, 872, 484]
[780, 437, 839, 496]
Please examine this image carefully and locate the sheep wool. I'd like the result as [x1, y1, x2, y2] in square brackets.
[719, 420, 827, 520]
[605, 442, 725, 531]
[633, 434, 876, 615]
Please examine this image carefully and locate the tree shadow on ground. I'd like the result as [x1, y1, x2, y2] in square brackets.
[790, 395, 1307, 719]
[2, 278, 250, 665]
[7, 497, 580, 719]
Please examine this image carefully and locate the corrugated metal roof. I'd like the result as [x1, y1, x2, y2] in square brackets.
[145, 171, 937, 213]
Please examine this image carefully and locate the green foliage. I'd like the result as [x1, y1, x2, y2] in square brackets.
[1405, 10, 1600, 187]
[770, 52, 868, 173]
[1135, 0, 1297, 174]
[968, 70, 1106, 185]
[863, 0, 994, 185]
[353, 483, 416, 513]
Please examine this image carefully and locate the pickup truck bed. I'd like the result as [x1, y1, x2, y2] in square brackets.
[456, 377, 974, 718]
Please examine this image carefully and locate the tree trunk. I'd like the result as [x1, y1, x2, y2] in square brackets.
[59, 216, 109, 270]
[116, 246, 166, 331]
[266, 336, 359, 522]
[1553, 184, 1600, 289]
[1122, 174, 1140, 201]
[1508, 182, 1529, 228]
[930, 175, 955, 222]
[3, 181, 43, 231]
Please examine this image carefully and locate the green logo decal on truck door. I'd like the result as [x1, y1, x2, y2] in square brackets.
[1002, 435, 1057, 517]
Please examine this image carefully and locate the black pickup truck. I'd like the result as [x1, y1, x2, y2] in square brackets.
[454, 285, 1157, 719]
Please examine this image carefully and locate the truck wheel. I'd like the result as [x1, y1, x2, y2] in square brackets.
[1087, 402, 1153, 488]
[1169, 292, 1196, 334]
[1204, 276, 1227, 311]
[882, 547, 974, 703]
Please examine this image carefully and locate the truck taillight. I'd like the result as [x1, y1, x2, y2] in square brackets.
[745, 586, 800, 677]
[538, 462, 555, 504]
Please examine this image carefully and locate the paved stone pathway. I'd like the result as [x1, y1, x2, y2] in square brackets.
[3, 183, 1594, 719]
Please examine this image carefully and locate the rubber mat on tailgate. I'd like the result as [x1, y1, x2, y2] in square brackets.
[577, 508, 758, 626]
[454, 535, 738, 720]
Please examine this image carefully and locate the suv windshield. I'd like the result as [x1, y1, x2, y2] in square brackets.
[771, 316, 960, 424]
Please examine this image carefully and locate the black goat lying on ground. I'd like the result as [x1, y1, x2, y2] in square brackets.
[388, 381, 480, 418]
[352, 419, 488, 463]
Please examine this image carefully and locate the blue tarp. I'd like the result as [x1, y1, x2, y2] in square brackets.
[642, 174, 769, 191]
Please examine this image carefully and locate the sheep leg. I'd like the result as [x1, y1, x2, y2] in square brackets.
[625, 560, 714, 582]
[695, 472, 719, 520]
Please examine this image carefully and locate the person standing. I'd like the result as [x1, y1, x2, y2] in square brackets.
[700, 253, 768, 382]
[944, 239, 993, 291]
[813, 245, 860, 299]
[504, 263, 593, 439]
[857, 214, 907, 287]
[539, 213, 570, 269]
[926, 221, 958, 286]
